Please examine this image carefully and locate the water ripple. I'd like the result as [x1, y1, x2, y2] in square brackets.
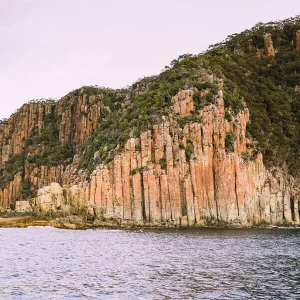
[0, 228, 299, 299]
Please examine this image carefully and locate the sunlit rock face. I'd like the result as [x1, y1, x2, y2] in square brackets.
[263, 33, 275, 57]
[56, 94, 105, 151]
[0, 102, 54, 167]
[256, 33, 276, 58]
[4, 87, 296, 227]
[79, 88, 298, 226]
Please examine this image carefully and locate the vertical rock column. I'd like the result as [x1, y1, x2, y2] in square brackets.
[296, 30, 300, 51]
[263, 33, 275, 57]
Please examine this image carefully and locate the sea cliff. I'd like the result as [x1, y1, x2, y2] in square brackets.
[1, 17, 300, 228]
[1, 85, 299, 228]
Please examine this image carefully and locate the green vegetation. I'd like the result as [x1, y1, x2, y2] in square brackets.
[130, 166, 149, 175]
[241, 152, 250, 162]
[159, 157, 167, 169]
[225, 132, 236, 153]
[0, 154, 24, 189]
[205, 16, 300, 172]
[185, 139, 194, 162]
[26, 107, 73, 166]
[63, 86, 124, 112]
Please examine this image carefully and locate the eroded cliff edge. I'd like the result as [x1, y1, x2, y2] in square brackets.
[3, 84, 299, 227]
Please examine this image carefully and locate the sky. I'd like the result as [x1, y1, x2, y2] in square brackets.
[0, 0, 299, 119]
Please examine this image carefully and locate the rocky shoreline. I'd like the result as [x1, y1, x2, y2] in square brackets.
[1, 213, 299, 230]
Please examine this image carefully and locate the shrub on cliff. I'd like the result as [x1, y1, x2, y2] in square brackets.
[0, 154, 24, 188]
[225, 132, 236, 153]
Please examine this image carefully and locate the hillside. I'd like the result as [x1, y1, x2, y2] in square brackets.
[0, 16, 300, 227]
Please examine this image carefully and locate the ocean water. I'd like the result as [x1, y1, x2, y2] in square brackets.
[0, 227, 299, 299]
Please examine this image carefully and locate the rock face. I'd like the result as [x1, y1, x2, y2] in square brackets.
[0, 91, 107, 207]
[81, 88, 298, 226]
[34, 182, 68, 213]
[0, 173, 22, 210]
[296, 30, 300, 51]
[0, 101, 54, 167]
[10, 88, 298, 227]
[256, 33, 275, 58]
[1, 86, 299, 226]
[15, 200, 32, 212]
[56, 93, 105, 151]
[264, 34, 275, 57]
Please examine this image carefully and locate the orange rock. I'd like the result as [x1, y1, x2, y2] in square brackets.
[256, 34, 276, 58]
[56, 93, 105, 151]
[1, 87, 299, 227]
[296, 30, 300, 51]
[69, 88, 297, 226]
[0, 102, 54, 166]
[263, 33, 275, 57]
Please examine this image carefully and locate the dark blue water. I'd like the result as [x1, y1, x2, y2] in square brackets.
[0, 227, 299, 299]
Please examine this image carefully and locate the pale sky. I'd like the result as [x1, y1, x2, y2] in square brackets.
[0, 0, 299, 119]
